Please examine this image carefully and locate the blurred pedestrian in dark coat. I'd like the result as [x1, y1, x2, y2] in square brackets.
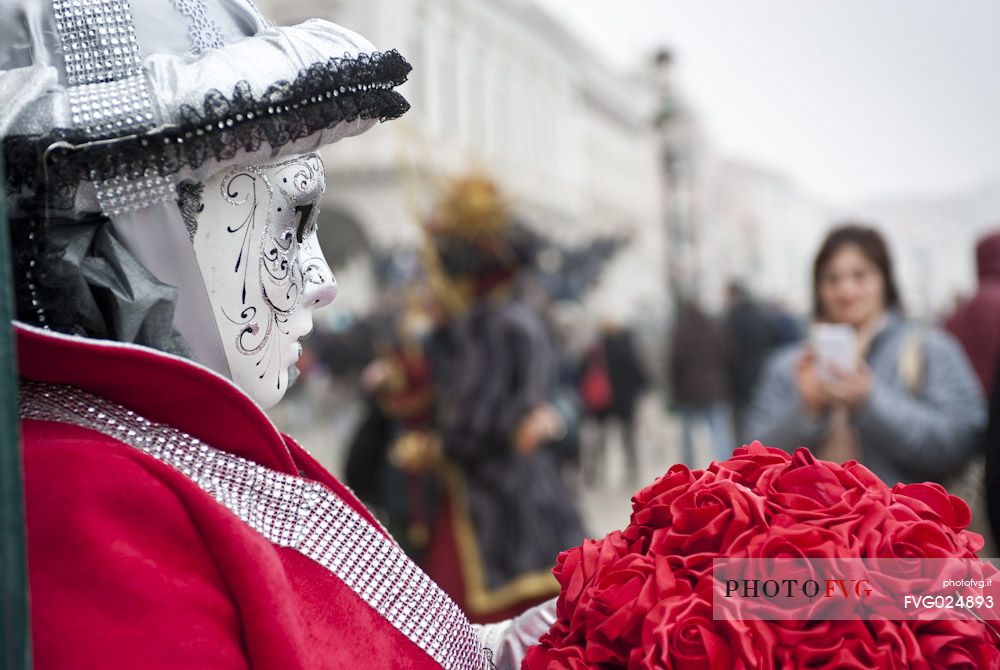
[725, 282, 780, 440]
[670, 299, 734, 466]
[580, 322, 648, 486]
[984, 354, 1000, 549]
[946, 229, 1000, 393]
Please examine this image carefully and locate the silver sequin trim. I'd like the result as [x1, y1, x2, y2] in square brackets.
[53, 0, 142, 85]
[94, 168, 176, 216]
[20, 381, 489, 670]
[93, 169, 172, 216]
[53, 0, 171, 213]
[68, 74, 155, 136]
[173, 0, 226, 53]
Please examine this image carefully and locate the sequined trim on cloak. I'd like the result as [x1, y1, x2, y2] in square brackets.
[20, 380, 491, 670]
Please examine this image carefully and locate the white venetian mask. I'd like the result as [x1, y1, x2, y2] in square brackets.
[191, 152, 337, 408]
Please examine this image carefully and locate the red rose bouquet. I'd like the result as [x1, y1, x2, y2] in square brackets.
[523, 443, 1000, 669]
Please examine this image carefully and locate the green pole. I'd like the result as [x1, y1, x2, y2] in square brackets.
[0, 162, 31, 667]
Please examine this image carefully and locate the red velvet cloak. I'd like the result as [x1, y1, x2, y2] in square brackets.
[17, 323, 486, 669]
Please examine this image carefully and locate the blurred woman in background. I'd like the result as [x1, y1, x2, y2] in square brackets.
[745, 224, 985, 485]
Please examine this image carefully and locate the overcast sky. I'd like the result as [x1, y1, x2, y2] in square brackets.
[533, 0, 1000, 207]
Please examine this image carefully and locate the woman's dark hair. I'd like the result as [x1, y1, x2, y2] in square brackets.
[812, 223, 902, 319]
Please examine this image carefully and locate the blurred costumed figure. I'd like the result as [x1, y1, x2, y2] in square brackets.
[345, 287, 448, 564]
[421, 176, 586, 623]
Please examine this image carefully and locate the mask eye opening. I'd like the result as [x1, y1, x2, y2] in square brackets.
[294, 204, 314, 243]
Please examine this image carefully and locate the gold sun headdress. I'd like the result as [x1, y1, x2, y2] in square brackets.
[419, 175, 539, 313]
[427, 175, 511, 239]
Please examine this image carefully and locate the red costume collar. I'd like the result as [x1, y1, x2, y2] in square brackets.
[15, 322, 298, 473]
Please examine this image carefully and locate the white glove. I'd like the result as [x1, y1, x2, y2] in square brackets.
[473, 598, 557, 670]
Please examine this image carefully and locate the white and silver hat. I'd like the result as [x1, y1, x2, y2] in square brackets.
[2, 0, 410, 215]
[0, 0, 410, 365]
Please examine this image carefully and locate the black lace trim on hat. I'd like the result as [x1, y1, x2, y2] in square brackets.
[3, 50, 411, 210]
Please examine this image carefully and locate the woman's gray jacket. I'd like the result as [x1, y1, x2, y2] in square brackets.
[743, 313, 986, 484]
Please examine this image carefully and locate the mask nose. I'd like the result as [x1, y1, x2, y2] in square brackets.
[303, 260, 337, 309]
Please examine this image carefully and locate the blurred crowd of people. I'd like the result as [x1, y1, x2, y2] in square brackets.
[291, 187, 1000, 600]
[668, 282, 802, 468]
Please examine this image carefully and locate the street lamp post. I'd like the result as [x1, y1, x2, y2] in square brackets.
[651, 47, 688, 309]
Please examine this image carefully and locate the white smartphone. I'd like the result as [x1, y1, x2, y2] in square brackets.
[811, 324, 855, 380]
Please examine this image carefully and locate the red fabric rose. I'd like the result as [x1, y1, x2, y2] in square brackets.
[889, 482, 985, 556]
[554, 530, 632, 624]
[755, 449, 884, 523]
[710, 441, 790, 489]
[632, 464, 698, 511]
[878, 519, 964, 559]
[772, 620, 897, 669]
[912, 619, 1000, 669]
[745, 513, 845, 559]
[522, 642, 595, 670]
[638, 597, 773, 670]
[891, 483, 971, 532]
[868, 619, 925, 669]
[582, 555, 676, 664]
[628, 465, 701, 540]
[648, 479, 767, 558]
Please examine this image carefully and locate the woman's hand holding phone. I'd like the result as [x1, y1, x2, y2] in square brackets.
[798, 324, 874, 415]
[796, 350, 832, 416]
[825, 361, 873, 411]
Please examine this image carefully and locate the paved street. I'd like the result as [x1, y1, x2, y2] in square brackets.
[575, 392, 720, 539]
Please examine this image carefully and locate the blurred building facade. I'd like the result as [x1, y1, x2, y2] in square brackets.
[259, 0, 665, 325]
[856, 181, 1000, 319]
[697, 159, 832, 313]
[648, 52, 830, 316]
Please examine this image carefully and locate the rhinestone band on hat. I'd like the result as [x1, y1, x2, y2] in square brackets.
[68, 75, 155, 136]
[53, 0, 142, 85]
[20, 381, 490, 670]
[53, 0, 172, 213]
